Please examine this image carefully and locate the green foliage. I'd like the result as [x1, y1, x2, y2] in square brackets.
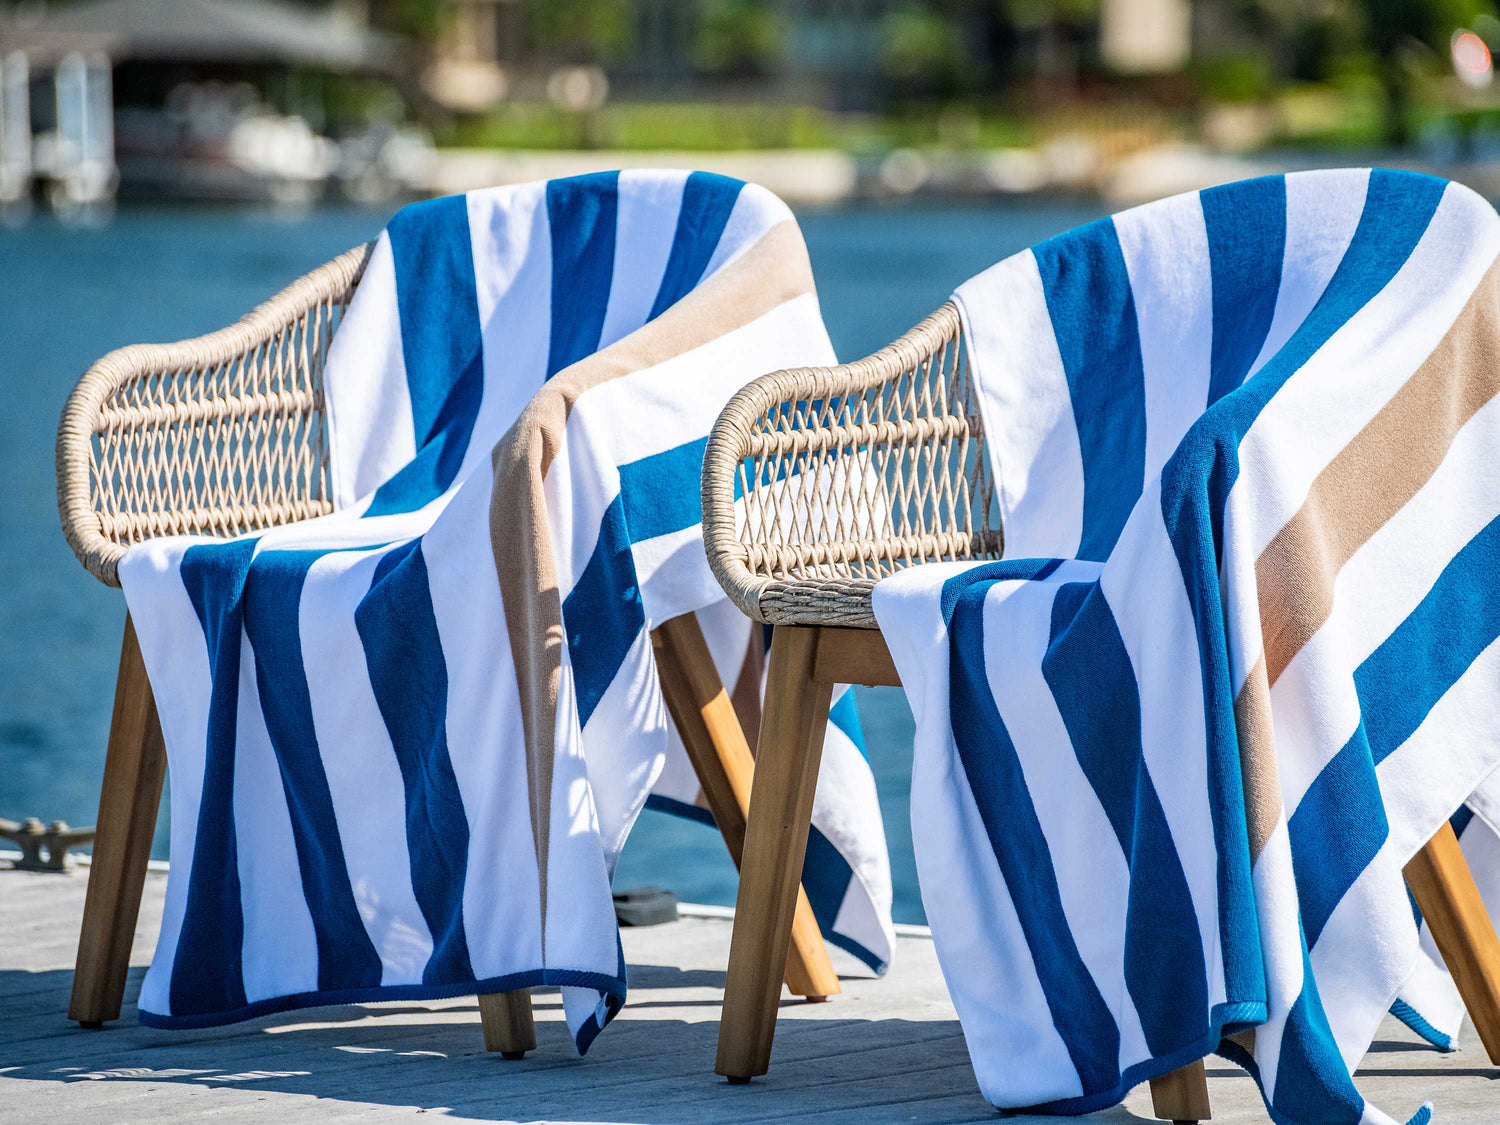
[529, 0, 634, 63]
[1192, 53, 1275, 103]
[359, 0, 446, 43]
[877, 3, 978, 99]
[694, 0, 786, 76]
[442, 102, 841, 151]
[996, 0, 1100, 31]
[879, 6, 966, 80]
[1355, 0, 1494, 53]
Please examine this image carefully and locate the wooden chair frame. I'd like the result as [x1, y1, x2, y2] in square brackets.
[55, 245, 840, 1055]
[699, 302, 1500, 1121]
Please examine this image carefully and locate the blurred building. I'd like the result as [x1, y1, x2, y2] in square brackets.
[0, 0, 432, 208]
[431, 0, 922, 111]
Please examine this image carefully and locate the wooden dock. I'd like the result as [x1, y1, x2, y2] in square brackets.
[2, 863, 1496, 1123]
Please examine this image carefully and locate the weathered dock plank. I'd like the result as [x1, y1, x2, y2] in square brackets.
[2, 864, 1496, 1122]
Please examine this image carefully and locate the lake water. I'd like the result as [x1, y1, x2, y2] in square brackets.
[0, 197, 1103, 923]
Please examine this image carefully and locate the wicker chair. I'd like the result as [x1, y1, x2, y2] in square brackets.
[699, 301, 1500, 1120]
[55, 243, 841, 1055]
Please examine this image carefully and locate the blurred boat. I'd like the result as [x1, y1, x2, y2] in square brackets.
[0, 0, 427, 211]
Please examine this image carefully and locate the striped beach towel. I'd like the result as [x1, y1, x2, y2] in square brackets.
[871, 169, 1500, 1124]
[120, 171, 894, 1046]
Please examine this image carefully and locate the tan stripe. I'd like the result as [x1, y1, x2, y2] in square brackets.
[1258, 257, 1500, 688]
[1233, 653, 1283, 863]
[731, 624, 766, 753]
[1226, 1027, 1256, 1055]
[488, 220, 816, 936]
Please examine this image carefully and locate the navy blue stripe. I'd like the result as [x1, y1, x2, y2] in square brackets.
[242, 549, 384, 992]
[1452, 803, 1476, 839]
[1043, 581, 1208, 1057]
[171, 538, 259, 1017]
[647, 172, 744, 321]
[946, 579, 1122, 1094]
[802, 826, 856, 943]
[546, 171, 620, 378]
[1202, 174, 1286, 405]
[1357, 511, 1500, 766]
[938, 556, 1063, 625]
[563, 494, 644, 728]
[1034, 218, 1147, 560]
[1286, 722, 1388, 949]
[367, 195, 485, 516]
[355, 538, 476, 985]
[1270, 940, 1367, 1123]
[1157, 169, 1448, 1008]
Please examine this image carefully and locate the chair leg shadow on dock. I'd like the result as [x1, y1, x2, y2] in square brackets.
[5, 866, 1499, 1122]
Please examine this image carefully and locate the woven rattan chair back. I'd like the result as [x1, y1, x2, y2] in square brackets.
[701, 301, 1002, 629]
[55, 243, 373, 588]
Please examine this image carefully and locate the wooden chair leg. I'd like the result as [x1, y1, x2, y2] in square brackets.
[651, 615, 840, 1001]
[716, 626, 834, 1083]
[69, 614, 167, 1027]
[1405, 820, 1500, 1063]
[1149, 1058, 1211, 1123]
[478, 989, 536, 1059]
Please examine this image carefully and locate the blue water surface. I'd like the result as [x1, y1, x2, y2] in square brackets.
[0, 196, 1102, 923]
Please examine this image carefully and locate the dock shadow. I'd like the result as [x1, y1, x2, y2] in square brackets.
[0, 965, 1158, 1124]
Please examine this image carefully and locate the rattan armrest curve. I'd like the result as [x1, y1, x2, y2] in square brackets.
[702, 301, 1000, 628]
[56, 242, 374, 588]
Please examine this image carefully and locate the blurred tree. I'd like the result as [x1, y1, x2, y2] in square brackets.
[1356, 0, 1492, 144]
[366, 0, 447, 43]
[994, 0, 1100, 83]
[694, 0, 785, 77]
[879, 4, 970, 98]
[530, 0, 634, 64]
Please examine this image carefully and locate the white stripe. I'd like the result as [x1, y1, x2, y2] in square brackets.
[577, 291, 832, 471]
[579, 626, 670, 866]
[119, 538, 216, 1017]
[231, 627, 320, 1005]
[1113, 189, 1214, 480]
[956, 250, 1086, 560]
[543, 646, 621, 974]
[598, 169, 690, 348]
[1378, 635, 1500, 864]
[418, 467, 545, 980]
[1246, 169, 1369, 378]
[324, 231, 413, 511]
[1245, 819, 1305, 1099]
[465, 181, 553, 487]
[1305, 840, 1417, 1072]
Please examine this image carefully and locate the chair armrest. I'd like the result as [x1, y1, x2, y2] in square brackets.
[701, 300, 1003, 628]
[56, 242, 373, 588]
